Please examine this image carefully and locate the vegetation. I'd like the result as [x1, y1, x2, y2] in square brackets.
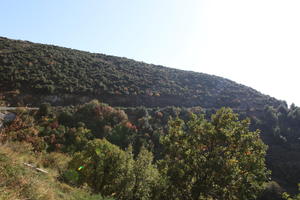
[0, 37, 281, 109]
[159, 108, 269, 200]
[0, 102, 273, 199]
[282, 185, 300, 200]
[253, 105, 300, 188]
[66, 140, 162, 200]
[0, 36, 300, 198]
[0, 142, 113, 200]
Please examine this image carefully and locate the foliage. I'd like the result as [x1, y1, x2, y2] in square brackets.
[159, 108, 269, 200]
[258, 181, 284, 200]
[56, 100, 140, 151]
[131, 146, 166, 200]
[0, 112, 47, 151]
[62, 169, 80, 186]
[66, 139, 164, 200]
[0, 35, 299, 195]
[0, 36, 281, 109]
[0, 142, 113, 200]
[67, 139, 134, 199]
[1, 99, 299, 195]
[71, 100, 129, 138]
[255, 104, 300, 188]
[37, 103, 52, 117]
[282, 184, 300, 200]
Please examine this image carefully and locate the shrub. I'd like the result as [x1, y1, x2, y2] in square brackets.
[66, 139, 135, 199]
[62, 169, 80, 186]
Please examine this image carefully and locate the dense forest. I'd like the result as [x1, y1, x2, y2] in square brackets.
[0, 36, 280, 109]
[0, 37, 300, 199]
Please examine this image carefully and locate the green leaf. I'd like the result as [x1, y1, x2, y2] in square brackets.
[95, 148, 101, 155]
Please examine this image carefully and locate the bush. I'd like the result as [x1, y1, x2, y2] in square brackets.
[62, 169, 80, 186]
[66, 139, 135, 199]
[259, 181, 284, 200]
[66, 139, 165, 200]
[38, 103, 52, 117]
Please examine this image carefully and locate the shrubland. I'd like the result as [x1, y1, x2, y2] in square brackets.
[0, 100, 283, 199]
[1, 36, 299, 198]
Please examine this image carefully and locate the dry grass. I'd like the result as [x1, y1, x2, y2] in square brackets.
[0, 141, 112, 200]
[0, 142, 57, 200]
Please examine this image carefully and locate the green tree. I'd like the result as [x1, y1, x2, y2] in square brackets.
[66, 139, 165, 200]
[159, 108, 269, 200]
[37, 103, 52, 117]
[131, 146, 166, 200]
[63, 127, 93, 152]
[67, 139, 134, 199]
[108, 123, 136, 149]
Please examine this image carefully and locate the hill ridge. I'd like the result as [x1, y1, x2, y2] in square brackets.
[0, 36, 283, 109]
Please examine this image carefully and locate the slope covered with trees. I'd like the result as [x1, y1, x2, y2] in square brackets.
[0, 104, 271, 200]
[0, 37, 281, 109]
[1, 37, 300, 198]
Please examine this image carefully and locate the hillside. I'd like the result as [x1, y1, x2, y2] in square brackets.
[0, 37, 282, 109]
[0, 105, 276, 200]
[1, 37, 300, 198]
[0, 141, 113, 200]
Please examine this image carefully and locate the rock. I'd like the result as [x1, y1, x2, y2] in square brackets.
[4, 113, 16, 122]
[0, 112, 16, 129]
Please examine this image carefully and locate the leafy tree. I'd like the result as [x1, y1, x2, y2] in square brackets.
[159, 108, 269, 200]
[58, 111, 74, 127]
[66, 139, 165, 200]
[131, 146, 165, 200]
[63, 127, 93, 152]
[67, 139, 135, 199]
[37, 103, 52, 117]
[73, 100, 128, 138]
[107, 122, 136, 149]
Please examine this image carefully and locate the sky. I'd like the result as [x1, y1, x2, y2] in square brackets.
[1, 0, 300, 106]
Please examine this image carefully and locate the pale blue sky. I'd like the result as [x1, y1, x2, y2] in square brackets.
[1, 0, 203, 60]
[1, 0, 300, 106]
